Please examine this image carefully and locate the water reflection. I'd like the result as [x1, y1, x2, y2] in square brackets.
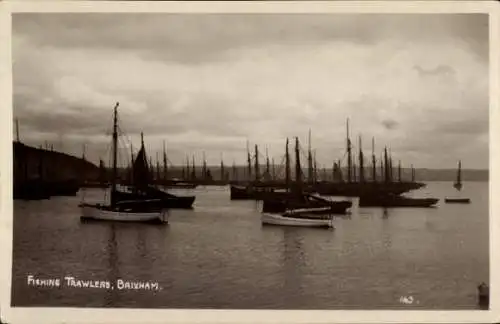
[105, 224, 119, 306]
[282, 228, 306, 305]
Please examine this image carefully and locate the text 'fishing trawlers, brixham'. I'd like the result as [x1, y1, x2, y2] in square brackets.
[26, 275, 162, 291]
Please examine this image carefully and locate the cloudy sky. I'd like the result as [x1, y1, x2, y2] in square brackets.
[12, 13, 489, 169]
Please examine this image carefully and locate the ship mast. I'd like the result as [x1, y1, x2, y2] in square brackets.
[156, 152, 160, 185]
[371, 137, 376, 182]
[384, 147, 389, 183]
[163, 141, 168, 183]
[220, 153, 225, 181]
[202, 151, 207, 180]
[265, 147, 270, 181]
[294, 137, 302, 192]
[389, 148, 393, 182]
[110, 102, 119, 206]
[285, 138, 290, 191]
[246, 140, 252, 181]
[191, 155, 196, 180]
[272, 157, 276, 181]
[313, 150, 318, 184]
[359, 135, 365, 183]
[398, 160, 402, 182]
[254, 144, 260, 182]
[308, 129, 313, 184]
[347, 119, 352, 183]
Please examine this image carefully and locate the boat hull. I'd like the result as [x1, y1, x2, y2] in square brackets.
[261, 213, 333, 228]
[444, 198, 471, 204]
[262, 195, 352, 214]
[114, 187, 195, 209]
[230, 185, 291, 200]
[359, 195, 439, 208]
[80, 204, 167, 223]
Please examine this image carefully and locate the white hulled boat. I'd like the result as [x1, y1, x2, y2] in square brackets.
[79, 102, 168, 224]
[262, 208, 334, 228]
[260, 137, 335, 229]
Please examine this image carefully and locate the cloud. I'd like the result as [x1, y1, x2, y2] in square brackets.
[12, 13, 489, 169]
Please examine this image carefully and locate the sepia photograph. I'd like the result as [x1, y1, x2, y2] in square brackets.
[1, 1, 498, 323]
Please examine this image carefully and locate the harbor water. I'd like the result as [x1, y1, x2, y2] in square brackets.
[11, 181, 489, 309]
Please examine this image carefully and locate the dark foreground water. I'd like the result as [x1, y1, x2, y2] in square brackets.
[11, 181, 489, 309]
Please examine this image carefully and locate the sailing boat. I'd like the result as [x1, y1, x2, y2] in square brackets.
[79, 103, 168, 223]
[261, 137, 351, 228]
[112, 133, 196, 209]
[445, 160, 471, 204]
[453, 160, 463, 190]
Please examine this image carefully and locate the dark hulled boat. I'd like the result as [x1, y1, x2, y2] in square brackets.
[308, 121, 425, 197]
[114, 133, 196, 209]
[262, 137, 352, 215]
[445, 160, 471, 204]
[444, 198, 471, 204]
[359, 193, 438, 208]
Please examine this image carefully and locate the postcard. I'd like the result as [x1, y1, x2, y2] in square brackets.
[0, 1, 498, 323]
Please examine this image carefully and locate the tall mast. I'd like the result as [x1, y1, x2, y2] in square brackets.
[15, 118, 20, 143]
[359, 135, 365, 183]
[371, 137, 376, 182]
[380, 152, 384, 182]
[111, 102, 119, 205]
[308, 129, 313, 183]
[265, 147, 270, 180]
[313, 150, 317, 184]
[457, 160, 462, 184]
[338, 159, 343, 182]
[384, 147, 389, 183]
[220, 153, 225, 181]
[389, 148, 393, 182]
[232, 160, 237, 181]
[272, 157, 276, 181]
[347, 118, 352, 183]
[156, 152, 160, 184]
[186, 155, 190, 180]
[246, 140, 252, 181]
[294, 137, 302, 190]
[202, 151, 207, 180]
[192, 155, 196, 180]
[411, 164, 415, 182]
[129, 143, 134, 184]
[352, 153, 357, 182]
[254, 144, 260, 182]
[398, 160, 402, 182]
[149, 156, 153, 178]
[163, 141, 168, 183]
[285, 138, 290, 191]
[332, 161, 336, 182]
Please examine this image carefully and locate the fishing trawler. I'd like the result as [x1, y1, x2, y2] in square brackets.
[261, 137, 350, 228]
[79, 103, 168, 224]
[310, 120, 425, 197]
[261, 137, 352, 214]
[358, 147, 438, 208]
[359, 193, 439, 208]
[113, 133, 196, 209]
